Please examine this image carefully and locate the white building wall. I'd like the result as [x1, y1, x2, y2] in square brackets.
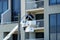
[44, 0, 60, 40]
[0, 23, 18, 40]
[0, 32, 3, 40]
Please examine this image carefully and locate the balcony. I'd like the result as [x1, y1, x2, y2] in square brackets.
[26, 38, 44, 40]
[36, 20, 44, 27]
[25, 1, 44, 10]
[25, 19, 44, 28]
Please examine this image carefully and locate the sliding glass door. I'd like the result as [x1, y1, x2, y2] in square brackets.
[11, 0, 20, 22]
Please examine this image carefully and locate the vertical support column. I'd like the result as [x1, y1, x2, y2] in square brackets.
[8, 0, 11, 9]
[21, 0, 25, 40]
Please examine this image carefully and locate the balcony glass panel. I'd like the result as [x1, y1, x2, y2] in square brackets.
[25, 1, 44, 10]
[36, 20, 44, 27]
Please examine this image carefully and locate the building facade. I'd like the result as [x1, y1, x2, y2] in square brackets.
[25, 0, 44, 40]
[0, 0, 24, 40]
[0, 0, 60, 40]
[44, 0, 60, 40]
[0, 0, 44, 40]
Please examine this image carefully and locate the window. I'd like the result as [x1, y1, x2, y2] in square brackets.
[49, 14, 57, 40]
[49, 0, 60, 5]
[49, 14, 56, 33]
[49, 13, 60, 40]
[57, 0, 60, 4]
[13, 34, 18, 40]
[4, 32, 9, 38]
[35, 14, 44, 20]
[57, 14, 60, 33]
[35, 32, 44, 38]
[49, 0, 56, 5]
[25, 32, 29, 39]
[11, 0, 20, 21]
[35, 14, 44, 27]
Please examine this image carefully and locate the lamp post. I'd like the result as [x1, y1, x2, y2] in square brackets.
[18, 0, 21, 40]
[18, 12, 21, 40]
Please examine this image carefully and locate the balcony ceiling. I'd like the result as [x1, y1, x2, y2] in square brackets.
[26, 8, 44, 13]
[34, 27, 44, 32]
[34, 29, 44, 32]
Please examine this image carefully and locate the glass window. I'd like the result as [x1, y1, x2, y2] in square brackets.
[0, 0, 8, 22]
[25, 32, 29, 39]
[3, 0, 8, 12]
[0, 0, 2, 13]
[49, 0, 56, 5]
[50, 33, 56, 40]
[35, 14, 44, 20]
[57, 33, 60, 40]
[4, 32, 9, 38]
[57, 14, 60, 33]
[57, 14, 60, 40]
[13, 34, 18, 40]
[57, 0, 60, 4]
[35, 32, 44, 38]
[0, 0, 2, 22]
[49, 13, 60, 40]
[11, 0, 20, 21]
[49, 0, 60, 5]
[49, 14, 57, 40]
[50, 14, 56, 33]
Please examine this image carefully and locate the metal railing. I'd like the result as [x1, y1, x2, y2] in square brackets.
[36, 19, 44, 27]
[25, 19, 44, 28]
[25, 1, 44, 10]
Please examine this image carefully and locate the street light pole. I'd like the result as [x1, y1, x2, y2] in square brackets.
[18, 13, 21, 40]
[18, 0, 21, 39]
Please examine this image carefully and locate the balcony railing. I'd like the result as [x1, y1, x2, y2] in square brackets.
[36, 20, 44, 27]
[25, 1, 44, 10]
[25, 19, 44, 28]
[26, 38, 44, 40]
